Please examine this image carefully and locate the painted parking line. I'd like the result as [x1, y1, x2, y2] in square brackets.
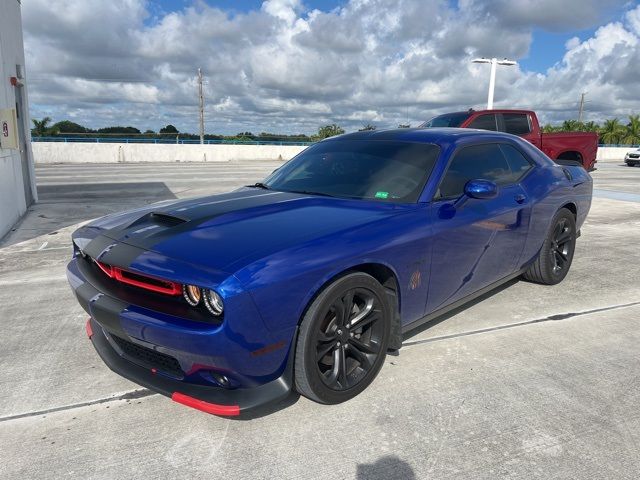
[593, 189, 640, 203]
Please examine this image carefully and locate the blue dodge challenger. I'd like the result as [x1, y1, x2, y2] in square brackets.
[67, 128, 592, 416]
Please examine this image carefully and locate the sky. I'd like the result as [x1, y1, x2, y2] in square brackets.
[21, 0, 640, 135]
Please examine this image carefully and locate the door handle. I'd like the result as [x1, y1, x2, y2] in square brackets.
[514, 194, 526, 204]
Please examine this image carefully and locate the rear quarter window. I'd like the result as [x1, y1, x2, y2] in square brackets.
[502, 114, 531, 135]
[498, 144, 534, 183]
[468, 114, 498, 131]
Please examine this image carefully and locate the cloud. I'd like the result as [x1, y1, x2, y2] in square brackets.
[465, 0, 624, 32]
[22, 0, 640, 133]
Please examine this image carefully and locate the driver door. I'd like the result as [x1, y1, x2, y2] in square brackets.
[426, 143, 532, 313]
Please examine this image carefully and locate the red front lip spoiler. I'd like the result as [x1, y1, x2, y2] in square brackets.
[82, 315, 293, 417]
[85, 319, 94, 339]
[171, 392, 240, 416]
[87, 317, 240, 417]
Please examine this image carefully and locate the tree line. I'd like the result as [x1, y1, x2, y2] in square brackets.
[541, 115, 640, 145]
[31, 115, 640, 145]
[30, 118, 313, 143]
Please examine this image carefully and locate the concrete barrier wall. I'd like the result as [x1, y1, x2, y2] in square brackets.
[32, 142, 309, 164]
[30, 142, 638, 165]
[596, 147, 637, 161]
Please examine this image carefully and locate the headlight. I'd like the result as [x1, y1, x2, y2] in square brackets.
[183, 284, 202, 306]
[203, 289, 224, 316]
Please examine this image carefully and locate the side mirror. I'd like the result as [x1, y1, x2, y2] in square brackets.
[464, 179, 498, 200]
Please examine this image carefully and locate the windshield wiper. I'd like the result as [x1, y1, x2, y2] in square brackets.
[246, 182, 270, 190]
[286, 189, 339, 198]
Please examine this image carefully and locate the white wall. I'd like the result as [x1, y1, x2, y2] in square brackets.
[32, 142, 308, 164]
[596, 147, 638, 161]
[0, 0, 36, 239]
[31, 143, 638, 165]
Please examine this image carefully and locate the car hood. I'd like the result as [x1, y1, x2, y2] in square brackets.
[85, 189, 406, 271]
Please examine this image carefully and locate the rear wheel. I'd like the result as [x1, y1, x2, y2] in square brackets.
[523, 208, 576, 285]
[294, 272, 391, 404]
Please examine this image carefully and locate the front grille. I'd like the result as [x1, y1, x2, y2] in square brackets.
[90, 256, 182, 296]
[111, 334, 183, 378]
[629, 154, 639, 158]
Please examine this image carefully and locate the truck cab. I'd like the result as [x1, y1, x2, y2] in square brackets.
[421, 109, 598, 171]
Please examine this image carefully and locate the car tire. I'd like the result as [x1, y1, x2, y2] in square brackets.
[294, 272, 391, 404]
[628, 162, 637, 167]
[523, 208, 576, 285]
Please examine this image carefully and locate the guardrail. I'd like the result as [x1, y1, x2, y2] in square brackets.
[31, 136, 314, 146]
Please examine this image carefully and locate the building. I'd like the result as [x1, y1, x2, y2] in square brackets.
[0, 0, 37, 239]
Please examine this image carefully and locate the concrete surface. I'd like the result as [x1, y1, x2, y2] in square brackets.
[32, 142, 307, 164]
[0, 159, 639, 479]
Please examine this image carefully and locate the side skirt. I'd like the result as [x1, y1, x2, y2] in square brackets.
[401, 267, 529, 336]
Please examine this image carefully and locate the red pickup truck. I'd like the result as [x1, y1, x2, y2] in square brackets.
[421, 109, 598, 170]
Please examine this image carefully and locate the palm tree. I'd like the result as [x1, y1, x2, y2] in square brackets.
[600, 118, 625, 145]
[582, 121, 599, 132]
[313, 124, 345, 141]
[622, 115, 640, 145]
[31, 117, 52, 137]
[561, 119, 582, 131]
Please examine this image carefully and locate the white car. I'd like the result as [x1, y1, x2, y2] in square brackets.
[625, 148, 640, 167]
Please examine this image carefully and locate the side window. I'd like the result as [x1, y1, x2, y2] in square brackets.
[499, 144, 534, 183]
[502, 114, 531, 135]
[468, 114, 498, 131]
[437, 144, 511, 199]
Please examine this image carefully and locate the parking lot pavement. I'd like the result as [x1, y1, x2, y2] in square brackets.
[1, 159, 639, 479]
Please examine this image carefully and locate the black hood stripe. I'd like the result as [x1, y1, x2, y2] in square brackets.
[85, 190, 304, 265]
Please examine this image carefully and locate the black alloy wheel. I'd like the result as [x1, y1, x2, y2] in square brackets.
[550, 216, 573, 275]
[523, 207, 576, 285]
[294, 272, 391, 404]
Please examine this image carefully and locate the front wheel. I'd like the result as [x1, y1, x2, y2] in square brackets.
[294, 272, 391, 404]
[523, 208, 576, 285]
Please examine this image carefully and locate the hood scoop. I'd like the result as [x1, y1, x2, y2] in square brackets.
[108, 211, 191, 243]
[126, 211, 188, 230]
[149, 212, 189, 226]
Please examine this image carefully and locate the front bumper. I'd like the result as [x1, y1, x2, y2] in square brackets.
[67, 251, 296, 416]
[86, 317, 293, 416]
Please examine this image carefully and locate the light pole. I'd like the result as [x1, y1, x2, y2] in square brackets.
[472, 57, 517, 109]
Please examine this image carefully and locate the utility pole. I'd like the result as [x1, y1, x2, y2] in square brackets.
[578, 92, 587, 123]
[198, 68, 205, 144]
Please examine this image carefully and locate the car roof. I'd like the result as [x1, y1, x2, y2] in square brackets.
[322, 127, 519, 145]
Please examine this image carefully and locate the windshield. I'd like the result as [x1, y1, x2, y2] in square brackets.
[421, 112, 471, 128]
[262, 140, 440, 203]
